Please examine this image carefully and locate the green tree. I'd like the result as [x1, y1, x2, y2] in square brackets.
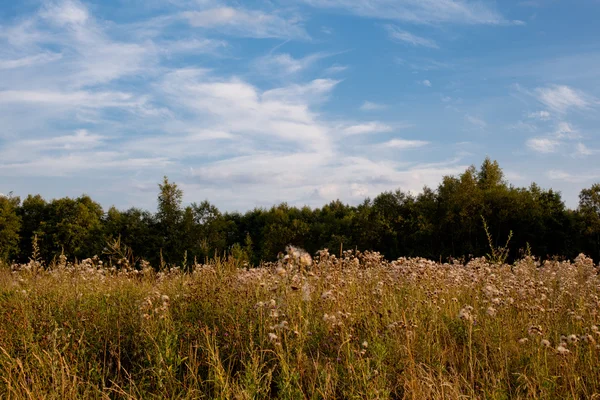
[0, 193, 22, 262]
[104, 206, 158, 265]
[38, 196, 104, 260]
[156, 177, 184, 264]
[17, 194, 48, 262]
[578, 183, 600, 260]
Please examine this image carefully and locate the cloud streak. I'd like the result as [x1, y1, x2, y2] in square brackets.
[535, 85, 591, 114]
[386, 25, 438, 48]
[300, 0, 508, 25]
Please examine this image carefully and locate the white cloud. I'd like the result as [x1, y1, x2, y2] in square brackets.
[421, 79, 432, 87]
[0, 52, 62, 69]
[528, 110, 551, 120]
[24, 129, 104, 151]
[0, 90, 139, 108]
[524, 121, 591, 156]
[181, 7, 308, 39]
[0, 128, 170, 177]
[385, 25, 438, 48]
[0, 154, 171, 177]
[555, 122, 580, 139]
[41, 0, 89, 26]
[254, 52, 331, 76]
[526, 137, 560, 153]
[158, 70, 337, 151]
[342, 122, 393, 135]
[262, 78, 340, 105]
[158, 38, 228, 55]
[574, 143, 593, 157]
[324, 64, 348, 74]
[0, 0, 156, 92]
[535, 85, 591, 113]
[0, 0, 474, 211]
[300, 0, 507, 25]
[465, 114, 487, 128]
[360, 101, 387, 111]
[380, 139, 429, 149]
[547, 170, 600, 183]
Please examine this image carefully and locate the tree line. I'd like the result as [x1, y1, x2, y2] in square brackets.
[1, 158, 599, 267]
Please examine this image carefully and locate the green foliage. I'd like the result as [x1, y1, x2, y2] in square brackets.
[579, 183, 600, 259]
[4, 160, 600, 266]
[0, 193, 21, 262]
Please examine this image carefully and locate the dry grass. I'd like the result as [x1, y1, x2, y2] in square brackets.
[0, 249, 599, 399]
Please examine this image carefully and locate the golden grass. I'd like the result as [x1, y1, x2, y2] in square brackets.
[0, 249, 599, 399]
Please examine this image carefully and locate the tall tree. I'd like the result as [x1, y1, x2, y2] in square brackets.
[17, 194, 47, 262]
[156, 177, 184, 264]
[40, 195, 104, 260]
[578, 183, 600, 260]
[0, 193, 21, 262]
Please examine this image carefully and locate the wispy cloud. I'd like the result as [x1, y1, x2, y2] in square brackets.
[360, 101, 387, 111]
[465, 114, 487, 129]
[254, 52, 332, 77]
[547, 170, 600, 183]
[180, 7, 308, 40]
[528, 110, 551, 120]
[526, 137, 560, 153]
[342, 122, 393, 135]
[300, 0, 508, 25]
[379, 139, 429, 149]
[574, 142, 594, 157]
[0, 52, 62, 70]
[421, 79, 432, 87]
[526, 122, 589, 155]
[324, 64, 348, 74]
[535, 85, 591, 114]
[385, 25, 438, 48]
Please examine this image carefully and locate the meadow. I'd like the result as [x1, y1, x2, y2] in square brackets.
[0, 247, 599, 399]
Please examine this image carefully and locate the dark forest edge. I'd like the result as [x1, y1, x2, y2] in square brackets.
[1, 157, 599, 267]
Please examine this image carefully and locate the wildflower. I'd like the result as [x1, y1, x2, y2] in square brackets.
[518, 338, 529, 345]
[302, 282, 312, 302]
[459, 306, 474, 322]
[299, 253, 312, 268]
[268, 332, 278, 341]
[541, 339, 551, 348]
[582, 334, 596, 345]
[362, 341, 368, 348]
[321, 290, 334, 300]
[567, 334, 578, 344]
[528, 325, 543, 336]
[556, 345, 570, 355]
[486, 307, 497, 317]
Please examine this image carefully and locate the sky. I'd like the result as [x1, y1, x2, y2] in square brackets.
[0, 0, 599, 212]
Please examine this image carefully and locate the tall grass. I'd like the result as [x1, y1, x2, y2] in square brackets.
[0, 249, 599, 399]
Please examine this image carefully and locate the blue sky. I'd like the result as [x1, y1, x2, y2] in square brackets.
[0, 0, 599, 211]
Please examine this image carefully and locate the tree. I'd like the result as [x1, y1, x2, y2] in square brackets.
[42, 196, 104, 260]
[17, 194, 48, 262]
[190, 201, 230, 259]
[156, 177, 184, 264]
[477, 157, 505, 191]
[579, 183, 600, 260]
[0, 193, 21, 262]
[104, 206, 158, 265]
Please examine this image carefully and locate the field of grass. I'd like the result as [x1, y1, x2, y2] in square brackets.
[0, 248, 599, 399]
